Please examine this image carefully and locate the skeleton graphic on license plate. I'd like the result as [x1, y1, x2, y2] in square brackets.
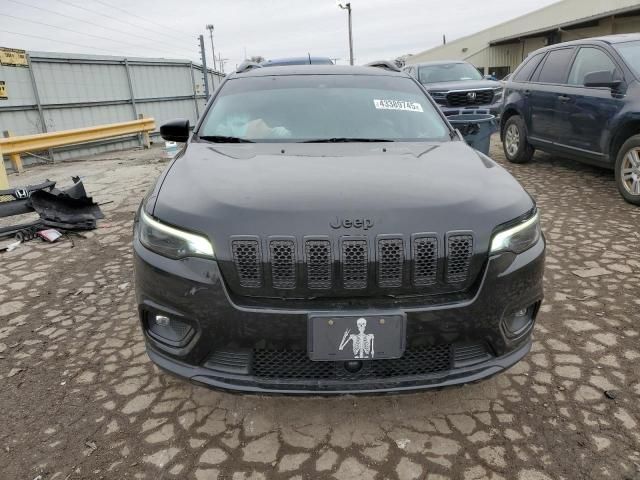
[338, 317, 375, 358]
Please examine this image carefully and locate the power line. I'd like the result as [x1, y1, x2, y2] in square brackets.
[0, 13, 184, 57]
[7, 0, 197, 58]
[90, 0, 193, 41]
[53, 0, 196, 54]
[0, 29, 130, 55]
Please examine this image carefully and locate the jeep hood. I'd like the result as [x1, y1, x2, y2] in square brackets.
[151, 141, 533, 260]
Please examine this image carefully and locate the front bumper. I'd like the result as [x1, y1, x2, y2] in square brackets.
[147, 338, 531, 395]
[133, 235, 544, 394]
[440, 103, 503, 119]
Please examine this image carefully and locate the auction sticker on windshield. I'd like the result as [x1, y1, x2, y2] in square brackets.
[373, 99, 423, 112]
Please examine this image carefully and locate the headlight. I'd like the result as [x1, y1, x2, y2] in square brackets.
[490, 211, 541, 254]
[137, 209, 214, 259]
[493, 87, 504, 101]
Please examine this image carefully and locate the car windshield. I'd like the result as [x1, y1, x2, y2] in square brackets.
[198, 74, 450, 142]
[419, 63, 483, 83]
[614, 40, 640, 76]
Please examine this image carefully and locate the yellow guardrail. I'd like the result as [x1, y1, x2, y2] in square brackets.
[0, 117, 156, 189]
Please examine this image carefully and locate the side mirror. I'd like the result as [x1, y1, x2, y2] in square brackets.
[160, 119, 190, 142]
[584, 70, 622, 89]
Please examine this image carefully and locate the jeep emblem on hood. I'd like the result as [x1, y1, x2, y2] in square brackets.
[330, 217, 374, 230]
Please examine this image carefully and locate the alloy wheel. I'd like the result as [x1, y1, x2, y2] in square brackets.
[505, 124, 520, 157]
[621, 147, 640, 196]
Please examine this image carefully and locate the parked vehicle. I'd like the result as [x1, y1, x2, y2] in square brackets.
[501, 34, 640, 205]
[134, 64, 545, 394]
[403, 60, 504, 117]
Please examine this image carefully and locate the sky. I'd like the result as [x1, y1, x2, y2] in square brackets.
[0, 0, 560, 72]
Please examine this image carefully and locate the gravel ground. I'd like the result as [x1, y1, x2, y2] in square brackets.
[1, 138, 639, 480]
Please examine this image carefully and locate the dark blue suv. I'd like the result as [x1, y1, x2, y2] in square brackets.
[501, 34, 640, 205]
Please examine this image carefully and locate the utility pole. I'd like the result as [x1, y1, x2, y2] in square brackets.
[198, 35, 210, 99]
[218, 53, 227, 74]
[337, 2, 354, 65]
[206, 24, 217, 71]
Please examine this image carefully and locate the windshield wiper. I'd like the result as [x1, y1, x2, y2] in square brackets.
[199, 135, 254, 143]
[301, 137, 394, 143]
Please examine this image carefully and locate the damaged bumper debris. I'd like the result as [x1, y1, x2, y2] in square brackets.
[0, 179, 56, 218]
[29, 176, 104, 230]
[0, 176, 104, 246]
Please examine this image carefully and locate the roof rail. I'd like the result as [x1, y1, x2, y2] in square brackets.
[364, 60, 402, 72]
[236, 61, 263, 73]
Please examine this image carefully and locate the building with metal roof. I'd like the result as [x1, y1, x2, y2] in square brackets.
[405, 0, 640, 79]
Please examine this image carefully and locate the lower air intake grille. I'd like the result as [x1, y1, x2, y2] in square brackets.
[413, 236, 438, 286]
[232, 239, 263, 288]
[342, 239, 368, 289]
[251, 345, 453, 380]
[447, 234, 473, 283]
[269, 240, 296, 289]
[305, 240, 332, 289]
[204, 349, 251, 375]
[377, 238, 404, 287]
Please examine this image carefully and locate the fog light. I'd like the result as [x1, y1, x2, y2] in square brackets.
[503, 306, 534, 337]
[146, 312, 194, 347]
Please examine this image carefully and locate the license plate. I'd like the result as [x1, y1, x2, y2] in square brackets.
[308, 313, 406, 361]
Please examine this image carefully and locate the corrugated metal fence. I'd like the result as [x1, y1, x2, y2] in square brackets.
[0, 51, 225, 165]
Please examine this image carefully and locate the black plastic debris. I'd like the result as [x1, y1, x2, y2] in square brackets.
[0, 177, 104, 247]
[29, 177, 104, 231]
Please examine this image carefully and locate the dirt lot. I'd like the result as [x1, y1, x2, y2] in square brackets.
[1, 138, 640, 480]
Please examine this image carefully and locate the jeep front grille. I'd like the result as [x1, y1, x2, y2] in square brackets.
[229, 233, 477, 292]
[377, 238, 404, 288]
[231, 239, 263, 287]
[342, 239, 368, 289]
[412, 236, 438, 286]
[446, 89, 494, 107]
[446, 234, 473, 283]
[305, 240, 332, 289]
[269, 240, 296, 289]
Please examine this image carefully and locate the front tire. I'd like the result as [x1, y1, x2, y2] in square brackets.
[503, 115, 534, 164]
[615, 135, 640, 206]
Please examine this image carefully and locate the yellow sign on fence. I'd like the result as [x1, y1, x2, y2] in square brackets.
[0, 47, 28, 67]
[0, 81, 6, 100]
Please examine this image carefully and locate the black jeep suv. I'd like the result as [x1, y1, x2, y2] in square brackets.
[501, 34, 640, 205]
[133, 64, 545, 394]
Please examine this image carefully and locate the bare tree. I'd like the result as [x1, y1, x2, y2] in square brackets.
[249, 55, 265, 64]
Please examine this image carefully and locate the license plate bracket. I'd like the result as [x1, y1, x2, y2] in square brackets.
[308, 313, 406, 361]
